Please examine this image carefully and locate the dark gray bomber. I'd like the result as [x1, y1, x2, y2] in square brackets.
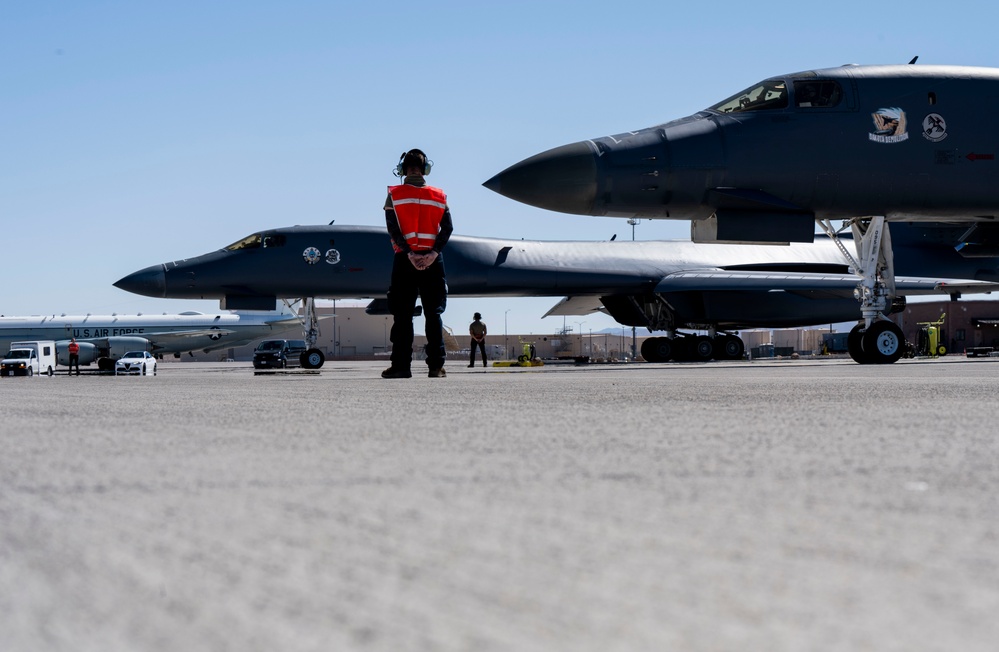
[115, 223, 998, 366]
[484, 64, 999, 363]
[484, 65, 999, 232]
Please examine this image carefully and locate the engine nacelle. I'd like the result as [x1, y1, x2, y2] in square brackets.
[106, 336, 154, 360]
[56, 341, 99, 366]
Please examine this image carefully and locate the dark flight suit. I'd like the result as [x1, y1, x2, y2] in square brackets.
[384, 176, 453, 372]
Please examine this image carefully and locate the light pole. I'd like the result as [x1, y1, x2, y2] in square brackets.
[628, 218, 640, 359]
[574, 320, 586, 356]
[505, 309, 510, 359]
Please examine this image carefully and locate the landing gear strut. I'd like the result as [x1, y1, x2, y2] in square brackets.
[285, 298, 326, 369]
[818, 216, 906, 364]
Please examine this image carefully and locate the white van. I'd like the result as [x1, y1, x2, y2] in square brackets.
[0, 340, 57, 377]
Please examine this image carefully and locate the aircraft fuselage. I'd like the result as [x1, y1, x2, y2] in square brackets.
[114, 224, 998, 331]
[484, 65, 999, 244]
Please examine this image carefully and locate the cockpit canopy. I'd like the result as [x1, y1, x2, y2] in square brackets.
[225, 233, 287, 251]
[711, 79, 788, 113]
[710, 78, 844, 113]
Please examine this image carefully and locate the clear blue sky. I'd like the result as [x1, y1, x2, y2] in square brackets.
[4, 1, 997, 336]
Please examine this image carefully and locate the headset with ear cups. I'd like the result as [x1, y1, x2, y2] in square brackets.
[394, 149, 433, 177]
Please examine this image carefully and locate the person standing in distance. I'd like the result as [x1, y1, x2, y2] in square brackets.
[468, 312, 488, 367]
[381, 148, 453, 379]
[67, 337, 81, 376]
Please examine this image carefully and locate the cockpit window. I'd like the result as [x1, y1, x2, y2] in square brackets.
[225, 234, 262, 251]
[710, 79, 788, 113]
[794, 80, 843, 108]
[224, 233, 286, 251]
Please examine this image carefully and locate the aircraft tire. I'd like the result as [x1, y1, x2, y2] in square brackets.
[652, 337, 674, 362]
[671, 337, 694, 362]
[862, 321, 905, 364]
[691, 336, 714, 362]
[302, 348, 325, 369]
[847, 324, 872, 364]
[640, 337, 661, 362]
[714, 334, 744, 360]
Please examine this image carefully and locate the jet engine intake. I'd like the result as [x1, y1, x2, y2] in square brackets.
[106, 337, 154, 360]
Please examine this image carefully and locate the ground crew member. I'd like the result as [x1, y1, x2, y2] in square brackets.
[381, 148, 453, 379]
[68, 337, 80, 376]
[468, 312, 487, 367]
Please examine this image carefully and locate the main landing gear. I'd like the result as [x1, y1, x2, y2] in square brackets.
[818, 216, 906, 364]
[641, 332, 745, 363]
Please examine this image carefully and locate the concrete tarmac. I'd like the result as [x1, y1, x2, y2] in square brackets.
[2, 357, 998, 651]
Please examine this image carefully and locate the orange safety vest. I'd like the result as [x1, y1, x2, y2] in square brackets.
[68, 341, 80, 355]
[388, 184, 447, 252]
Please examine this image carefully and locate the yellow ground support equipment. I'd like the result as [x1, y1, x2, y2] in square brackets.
[491, 339, 544, 367]
[916, 313, 947, 357]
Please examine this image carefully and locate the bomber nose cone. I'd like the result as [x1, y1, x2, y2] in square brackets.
[114, 264, 167, 298]
[483, 141, 598, 215]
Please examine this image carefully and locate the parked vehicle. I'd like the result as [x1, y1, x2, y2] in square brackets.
[115, 350, 157, 376]
[252, 339, 308, 369]
[1, 341, 56, 377]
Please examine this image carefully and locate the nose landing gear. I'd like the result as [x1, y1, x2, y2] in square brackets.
[819, 216, 907, 365]
[284, 297, 327, 369]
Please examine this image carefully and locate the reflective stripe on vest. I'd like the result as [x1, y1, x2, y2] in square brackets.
[388, 185, 447, 252]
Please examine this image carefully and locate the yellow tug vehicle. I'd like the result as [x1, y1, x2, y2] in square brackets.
[491, 340, 544, 367]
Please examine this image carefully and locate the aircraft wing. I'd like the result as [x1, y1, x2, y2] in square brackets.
[67, 329, 237, 350]
[543, 296, 607, 318]
[544, 271, 999, 318]
[932, 280, 999, 294]
[137, 328, 238, 340]
[655, 270, 999, 297]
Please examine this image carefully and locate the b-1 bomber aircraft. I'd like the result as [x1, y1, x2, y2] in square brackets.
[114, 223, 998, 366]
[485, 63, 999, 364]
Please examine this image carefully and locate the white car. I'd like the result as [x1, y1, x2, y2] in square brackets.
[115, 351, 157, 376]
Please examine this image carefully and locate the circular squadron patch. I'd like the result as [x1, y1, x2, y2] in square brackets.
[303, 247, 322, 265]
[922, 113, 947, 142]
[325, 249, 341, 265]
